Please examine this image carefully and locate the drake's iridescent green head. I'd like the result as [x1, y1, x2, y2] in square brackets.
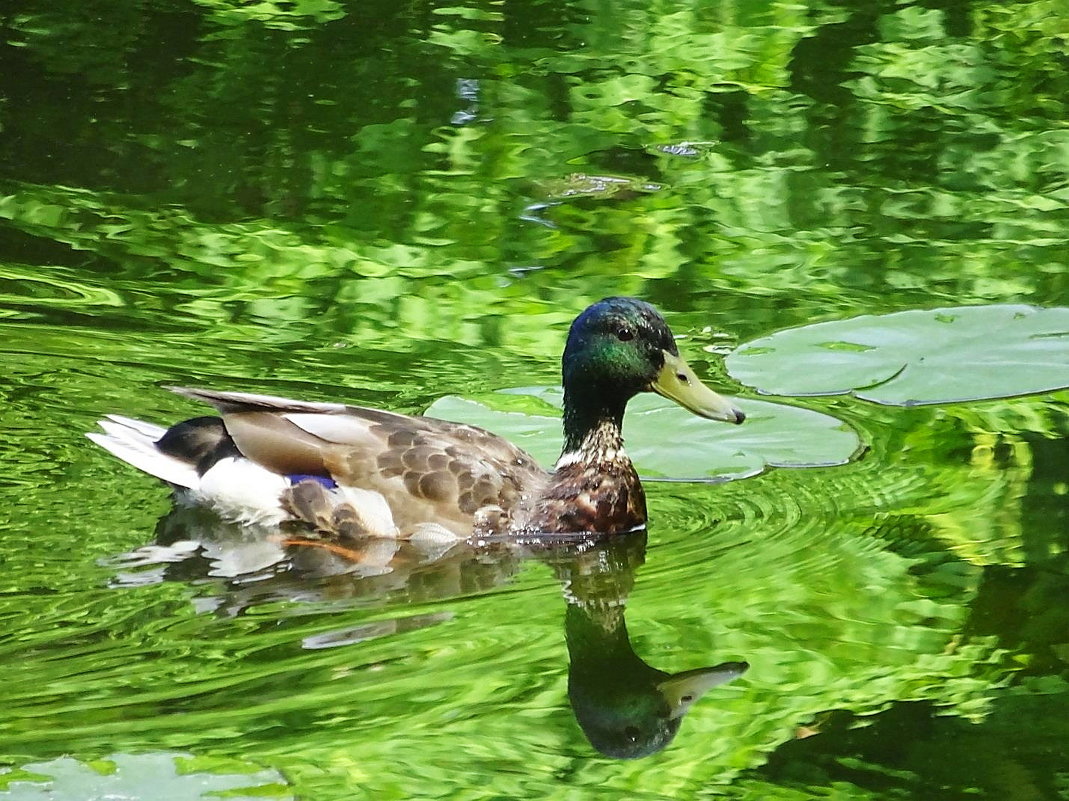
[561, 298, 744, 450]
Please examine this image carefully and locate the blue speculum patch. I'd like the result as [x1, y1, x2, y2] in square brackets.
[287, 474, 338, 489]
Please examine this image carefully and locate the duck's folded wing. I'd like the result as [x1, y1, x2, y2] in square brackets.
[169, 387, 353, 415]
[169, 386, 546, 530]
[167, 387, 386, 475]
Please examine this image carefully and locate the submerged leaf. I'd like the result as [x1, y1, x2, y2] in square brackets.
[726, 305, 1069, 406]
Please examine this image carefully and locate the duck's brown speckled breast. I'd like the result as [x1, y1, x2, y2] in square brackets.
[517, 455, 647, 536]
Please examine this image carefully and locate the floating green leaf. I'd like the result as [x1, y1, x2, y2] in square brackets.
[726, 305, 1069, 406]
[0, 752, 291, 800]
[425, 387, 860, 482]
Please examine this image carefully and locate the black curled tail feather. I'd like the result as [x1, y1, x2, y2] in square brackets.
[155, 416, 242, 476]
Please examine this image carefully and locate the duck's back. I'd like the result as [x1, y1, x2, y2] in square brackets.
[175, 388, 547, 536]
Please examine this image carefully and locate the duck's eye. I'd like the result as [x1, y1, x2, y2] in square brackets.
[616, 327, 635, 341]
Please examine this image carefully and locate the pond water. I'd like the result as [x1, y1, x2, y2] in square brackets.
[2, 1, 1069, 798]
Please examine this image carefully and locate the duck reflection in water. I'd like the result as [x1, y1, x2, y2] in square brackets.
[539, 531, 748, 758]
[109, 514, 747, 758]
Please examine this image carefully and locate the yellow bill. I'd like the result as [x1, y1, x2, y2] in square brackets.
[650, 351, 745, 424]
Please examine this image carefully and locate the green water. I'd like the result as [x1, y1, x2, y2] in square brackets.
[2, 0, 1068, 798]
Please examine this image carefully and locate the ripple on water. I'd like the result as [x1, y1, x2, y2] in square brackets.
[637, 462, 998, 696]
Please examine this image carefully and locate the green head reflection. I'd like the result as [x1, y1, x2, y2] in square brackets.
[546, 531, 749, 759]
[565, 604, 748, 758]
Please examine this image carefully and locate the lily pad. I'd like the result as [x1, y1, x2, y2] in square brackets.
[0, 752, 291, 800]
[725, 305, 1069, 406]
[425, 387, 860, 482]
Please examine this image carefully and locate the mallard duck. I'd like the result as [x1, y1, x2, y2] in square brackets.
[89, 297, 744, 540]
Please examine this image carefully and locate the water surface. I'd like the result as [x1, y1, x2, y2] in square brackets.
[1, 1, 1068, 798]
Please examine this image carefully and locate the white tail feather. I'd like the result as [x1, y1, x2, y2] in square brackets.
[194, 458, 290, 526]
[103, 414, 167, 439]
[87, 417, 200, 489]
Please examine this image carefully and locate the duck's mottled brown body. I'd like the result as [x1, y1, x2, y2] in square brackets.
[170, 388, 550, 537]
[169, 390, 646, 538]
[88, 297, 744, 540]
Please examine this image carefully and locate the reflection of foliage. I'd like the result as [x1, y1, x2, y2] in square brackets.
[190, 0, 346, 31]
[1, 0, 1068, 798]
[747, 680, 1069, 800]
[2, 0, 1066, 331]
